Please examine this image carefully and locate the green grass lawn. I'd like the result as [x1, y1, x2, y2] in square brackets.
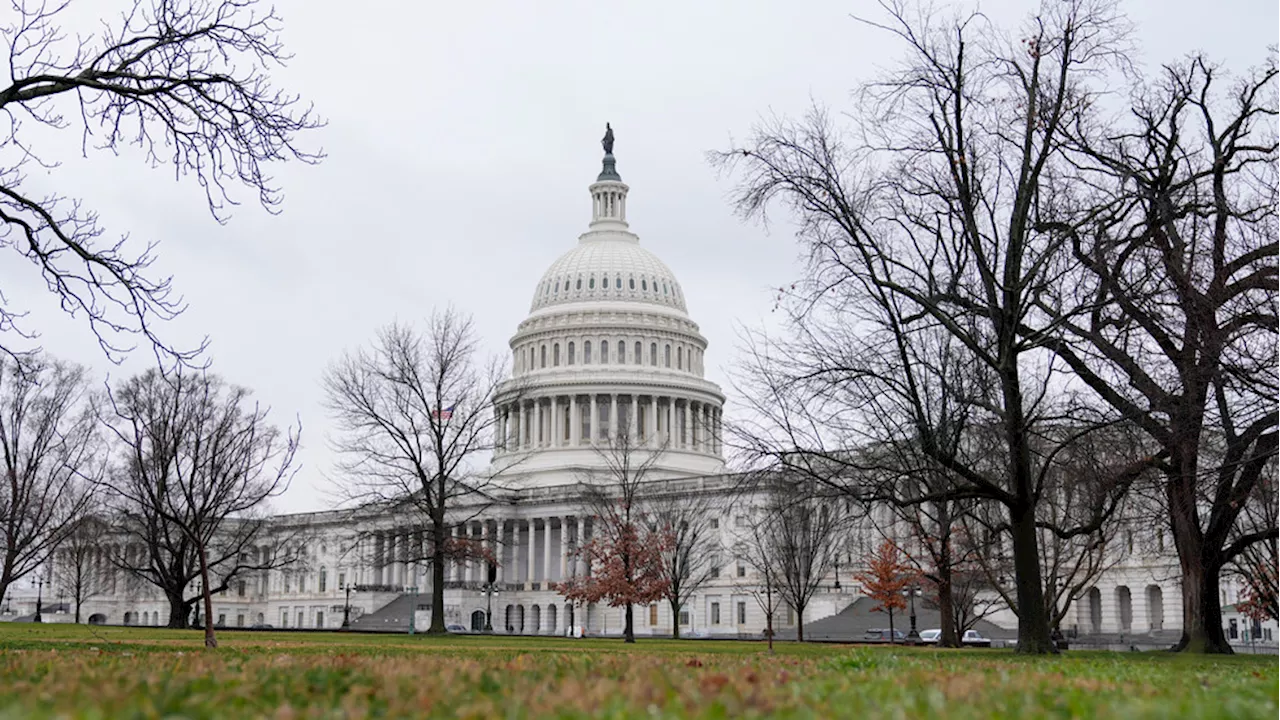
[0, 624, 1274, 719]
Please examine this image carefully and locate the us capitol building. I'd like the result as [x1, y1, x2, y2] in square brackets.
[43, 132, 1244, 647]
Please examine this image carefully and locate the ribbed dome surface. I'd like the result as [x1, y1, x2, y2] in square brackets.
[530, 238, 687, 313]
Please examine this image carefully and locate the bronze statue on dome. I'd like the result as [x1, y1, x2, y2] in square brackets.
[602, 123, 614, 155]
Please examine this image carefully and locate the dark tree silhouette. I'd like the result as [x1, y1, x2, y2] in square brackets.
[0, 353, 98, 609]
[0, 0, 321, 362]
[324, 309, 521, 635]
[101, 368, 299, 647]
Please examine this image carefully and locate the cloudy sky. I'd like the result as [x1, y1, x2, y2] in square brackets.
[6, 0, 1276, 514]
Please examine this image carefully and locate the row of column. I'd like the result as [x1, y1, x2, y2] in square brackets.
[363, 517, 593, 590]
[496, 394, 722, 454]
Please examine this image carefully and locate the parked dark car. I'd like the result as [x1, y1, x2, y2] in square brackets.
[864, 628, 907, 642]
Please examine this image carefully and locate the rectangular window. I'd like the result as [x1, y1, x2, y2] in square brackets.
[649, 604, 658, 625]
[679, 609, 690, 626]
[598, 402, 610, 440]
[217, 613, 226, 627]
[737, 564, 746, 578]
[338, 572, 346, 590]
[317, 611, 325, 628]
[236, 614, 245, 627]
[1229, 619, 1238, 639]
[737, 602, 746, 625]
[601, 341, 609, 364]
[634, 341, 642, 364]
[711, 602, 720, 625]
[237, 581, 246, 597]
[280, 609, 288, 628]
[298, 611, 304, 628]
[710, 518, 718, 529]
[319, 571, 327, 593]
[650, 343, 657, 366]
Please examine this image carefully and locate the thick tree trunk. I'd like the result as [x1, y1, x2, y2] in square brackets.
[888, 607, 895, 644]
[624, 604, 635, 643]
[669, 597, 680, 639]
[429, 518, 447, 634]
[165, 589, 189, 628]
[797, 606, 805, 642]
[197, 542, 217, 648]
[1172, 541, 1233, 653]
[937, 573, 959, 647]
[767, 610, 775, 653]
[1011, 504, 1055, 654]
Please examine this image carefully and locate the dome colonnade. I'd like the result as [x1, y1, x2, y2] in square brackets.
[492, 130, 725, 479]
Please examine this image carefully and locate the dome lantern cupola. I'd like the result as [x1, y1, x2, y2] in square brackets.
[589, 122, 629, 232]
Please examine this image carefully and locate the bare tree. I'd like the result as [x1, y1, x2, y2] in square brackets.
[737, 472, 843, 642]
[101, 367, 299, 647]
[51, 514, 109, 623]
[733, 502, 787, 653]
[716, 1, 1143, 653]
[324, 310, 516, 635]
[1040, 56, 1278, 653]
[649, 482, 720, 639]
[0, 353, 98, 608]
[0, 0, 321, 362]
[558, 420, 672, 644]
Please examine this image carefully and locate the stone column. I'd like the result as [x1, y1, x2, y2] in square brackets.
[559, 517, 570, 581]
[690, 401, 699, 450]
[496, 521, 507, 584]
[647, 396, 658, 446]
[534, 398, 543, 447]
[510, 520, 522, 586]
[550, 396, 560, 448]
[666, 397, 675, 447]
[570, 396, 581, 446]
[628, 395, 638, 444]
[524, 520, 536, 589]
[542, 518, 553, 585]
[609, 394, 618, 442]
[589, 395, 598, 443]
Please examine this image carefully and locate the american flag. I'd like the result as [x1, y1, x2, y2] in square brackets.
[433, 405, 455, 421]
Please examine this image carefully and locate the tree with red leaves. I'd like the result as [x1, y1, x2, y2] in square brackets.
[555, 424, 671, 643]
[855, 540, 915, 644]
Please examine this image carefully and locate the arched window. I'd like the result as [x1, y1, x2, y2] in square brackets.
[601, 341, 609, 364]
[615, 277, 622, 289]
[677, 346, 683, 370]
[665, 344, 672, 368]
[663, 282, 669, 295]
[629, 277, 635, 290]
[568, 341, 576, 365]
[602, 274, 609, 289]
[650, 343, 657, 366]
[642, 279, 648, 291]
[576, 277, 582, 290]
[589, 276, 595, 289]
[634, 341, 642, 364]
[584, 341, 592, 364]
[540, 345, 547, 368]
[553, 343, 561, 366]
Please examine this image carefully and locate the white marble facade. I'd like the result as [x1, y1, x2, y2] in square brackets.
[63, 141, 1206, 642]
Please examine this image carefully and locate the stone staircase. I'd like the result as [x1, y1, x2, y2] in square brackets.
[349, 592, 432, 632]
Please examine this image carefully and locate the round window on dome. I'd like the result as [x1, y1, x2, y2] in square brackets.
[629, 277, 635, 290]
[663, 282, 669, 295]
[576, 277, 583, 290]
[641, 279, 648, 291]
[615, 277, 622, 289]
[589, 277, 595, 289]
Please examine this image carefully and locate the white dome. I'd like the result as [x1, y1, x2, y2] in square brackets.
[529, 238, 687, 313]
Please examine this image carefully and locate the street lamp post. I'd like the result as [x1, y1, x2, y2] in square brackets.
[34, 579, 43, 623]
[904, 585, 921, 643]
[341, 584, 353, 630]
[484, 562, 498, 632]
[833, 557, 842, 591]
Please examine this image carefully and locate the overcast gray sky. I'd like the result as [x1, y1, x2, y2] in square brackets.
[7, 0, 1276, 514]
